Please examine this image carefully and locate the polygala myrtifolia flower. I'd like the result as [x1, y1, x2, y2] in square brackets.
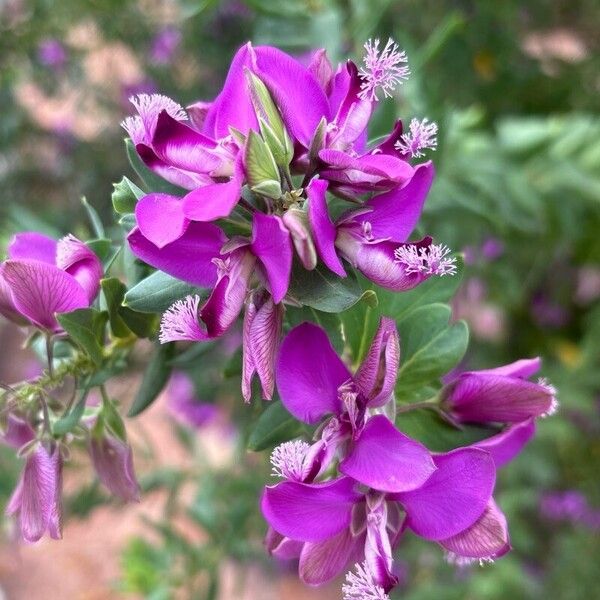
[260, 319, 558, 597]
[0, 232, 102, 332]
[440, 358, 558, 424]
[123, 39, 453, 403]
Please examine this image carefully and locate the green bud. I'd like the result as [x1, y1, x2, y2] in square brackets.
[244, 130, 281, 194]
[251, 180, 283, 200]
[112, 177, 144, 215]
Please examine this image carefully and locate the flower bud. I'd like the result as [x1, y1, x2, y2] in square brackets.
[89, 433, 140, 502]
[282, 208, 318, 270]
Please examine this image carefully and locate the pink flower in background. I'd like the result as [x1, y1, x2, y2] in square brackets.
[37, 39, 67, 68]
[149, 27, 181, 65]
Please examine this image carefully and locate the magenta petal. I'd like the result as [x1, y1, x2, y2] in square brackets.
[56, 235, 103, 303]
[182, 157, 243, 222]
[128, 222, 225, 287]
[135, 193, 189, 249]
[1, 261, 89, 330]
[261, 478, 360, 543]
[307, 48, 334, 93]
[395, 448, 496, 541]
[276, 322, 351, 424]
[209, 43, 258, 139]
[8, 232, 57, 264]
[0, 274, 28, 325]
[250, 212, 292, 304]
[19, 445, 62, 543]
[475, 419, 536, 468]
[354, 317, 400, 407]
[151, 111, 222, 174]
[335, 234, 430, 292]
[440, 499, 510, 561]
[242, 291, 282, 401]
[357, 162, 435, 242]
[474, 357, 541, 379]
[340, 415, 436, 493]
[253, 45, 330, 148]
[136, 143, 209, 190]
[89, 435, 140, 502]
[265, 527, 304, 560]
[446, 373, 555, 423]
[299, 527, 361, 585]
[306, 178, 346, 277]
[1, 415, 35, 449]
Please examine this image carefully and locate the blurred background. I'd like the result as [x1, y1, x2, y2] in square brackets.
[0, 0, 598, 598]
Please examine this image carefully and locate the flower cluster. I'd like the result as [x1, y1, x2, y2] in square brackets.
[123, 39, 448, 402]
[261, 320, 557, 598]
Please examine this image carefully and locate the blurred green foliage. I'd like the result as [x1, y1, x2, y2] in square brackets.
[1, 0, 598, 598]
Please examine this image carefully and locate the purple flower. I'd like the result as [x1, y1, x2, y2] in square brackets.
[166, 372, 221, 428]
[128, 212, 292, 401]
[37, 39, 67, 68]
[441, 358, 558, 424]
[0, 232, 102, 331]
[6, 443, 63, 542]
[275, 319, 435, 493]
[262, 448, 504, 590]
[149, 27, 181, 65]
[89, 433, 140, 502]
[307, 164, 456, 290]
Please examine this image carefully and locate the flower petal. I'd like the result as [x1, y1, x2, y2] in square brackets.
[250, 212, 292, 304]
[261, 478, 360, 543]
[473, 358, 541, 379]
[253, 45, 330, 147]
[335, 234, 431, 292]
[440, 499, 510, 561]
[265, 527, 304, 560]
[127, 222, 225, 287]
[306, 177, 346, 277]
[356, 162, 435, 242]
[151, 110, 223, 174]
[340, 415, 436, 493]
[354, 317, 400, 407]
[276, 322, 351, 424]
[182, 157, 243, 222]
[474, 419, 536, 468]
[8, 232, 57, 264]
[394, 448, 496, 540]
[445, 372, 554, 423]
[207, 43, 258, 139]
[300, 527, 363, 585]
[55, 235, 103, 303]
[1, 261, 89, 330]
[135, 193, 189, 249]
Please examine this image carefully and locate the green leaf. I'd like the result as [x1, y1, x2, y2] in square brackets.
[56, 308, 108, 366]
[251, 179, 282, 199]
[247, 400, 304, 451]
[112, 176, 145, 214]
[86, 239, 113, 262]
[101, 277, 156, 338]
[53, 388, 90, 436]
[244, 130, 280, 190]
[124, 271, 206, 314]
[287, 263, 363, 313]
[128, 343, 175, 417]
[81, 197, 105, 238]
[396, 304, 469, 395]
[396, 409, 496, 453]
[125, 138, 186, 196]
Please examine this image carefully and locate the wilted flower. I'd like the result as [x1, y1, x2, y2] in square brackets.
[6, 442, 63, 543]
